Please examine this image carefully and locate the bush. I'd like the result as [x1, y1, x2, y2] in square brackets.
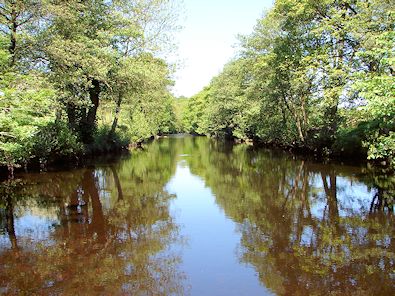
[32, 121, 84, 164]
[366, 132, 395, 167]
[87, 125, 130, 154]
[332, 125, 366, 158]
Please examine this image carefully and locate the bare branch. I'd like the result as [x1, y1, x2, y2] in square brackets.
[0, 9, 11, 21]
[345, 3, 358, 16]
[0, 4, 10, 15]
[16, 13, 34, 27]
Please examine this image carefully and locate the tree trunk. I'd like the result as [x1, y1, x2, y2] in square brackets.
[9, 2, 17, 67]
[66, 103, 77, 130]
[296, 118, 305, 144]
[87, 79, 100, 128]
[80, 79, 101, 143]
[110, 94, 122, 136]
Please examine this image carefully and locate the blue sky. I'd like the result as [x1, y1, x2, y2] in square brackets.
[172, 0, 274, 97]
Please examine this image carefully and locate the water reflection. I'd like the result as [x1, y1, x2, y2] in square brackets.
[182, 138, 395, 295]
[0, 139, 186, 295]
[0, 136, 394, 295]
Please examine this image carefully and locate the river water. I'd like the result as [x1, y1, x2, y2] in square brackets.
[0, 136, 394, 295]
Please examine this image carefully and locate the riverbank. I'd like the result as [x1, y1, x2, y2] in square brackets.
[1, 131, 393, 182]
[207, 133, 394, 172]
[0, 126, 153, 181]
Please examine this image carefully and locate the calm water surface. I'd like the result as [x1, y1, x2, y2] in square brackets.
[0, 136, 394, 295]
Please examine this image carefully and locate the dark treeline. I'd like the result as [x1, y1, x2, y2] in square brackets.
[181, 0, 394, 167]
[0, 0, 179, 178]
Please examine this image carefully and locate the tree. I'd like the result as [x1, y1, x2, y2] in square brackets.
[39, 0, 178, 143]
[185, 0, 394, 166]
[0, 0, 42, 67]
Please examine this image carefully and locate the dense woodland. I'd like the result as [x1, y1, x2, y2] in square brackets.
[182, 0, 394, 167]
[0, 0, 179, 177]
[0, 0, 394, 178]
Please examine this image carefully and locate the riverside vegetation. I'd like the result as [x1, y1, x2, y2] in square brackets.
[0, 0, 179, 178]
[1, 0, 394, 179]
[182, 0, 394, 167]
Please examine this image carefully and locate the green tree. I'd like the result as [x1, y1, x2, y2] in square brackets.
[1, 0, 180, 175]
[185, 0, 394, 166]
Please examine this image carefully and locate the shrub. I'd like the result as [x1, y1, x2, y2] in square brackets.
[87, 125, 130, 154]
[366, 132, 395, 167]
[32, 121, 84, 164]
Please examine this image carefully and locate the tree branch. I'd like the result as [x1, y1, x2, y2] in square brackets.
[16, 14, 34, 27]
[0, 9, 11, 21]
[345, 3, 358, 16]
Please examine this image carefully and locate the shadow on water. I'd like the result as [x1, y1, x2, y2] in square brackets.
[0, 136, 394, 295]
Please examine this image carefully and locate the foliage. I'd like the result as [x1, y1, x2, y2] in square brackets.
[0, 71, 56, 171]
[182, 87, 211, 135]
[172, 96, 188, 132]
[31, 121, 84, 164]
[366, 132, 395, 166]
[0, 0, 180, 176]
[183, 0, 395, 166]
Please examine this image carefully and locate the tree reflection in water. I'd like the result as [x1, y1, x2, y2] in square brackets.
[0, 136, 394, 295]
[183, 137, 395, 295]
[0, 139, 186, 295]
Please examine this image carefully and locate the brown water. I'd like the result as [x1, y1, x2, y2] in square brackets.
[0, 136, 394, 295]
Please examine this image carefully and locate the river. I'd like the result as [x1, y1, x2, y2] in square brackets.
[0, 135, 394, 295]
